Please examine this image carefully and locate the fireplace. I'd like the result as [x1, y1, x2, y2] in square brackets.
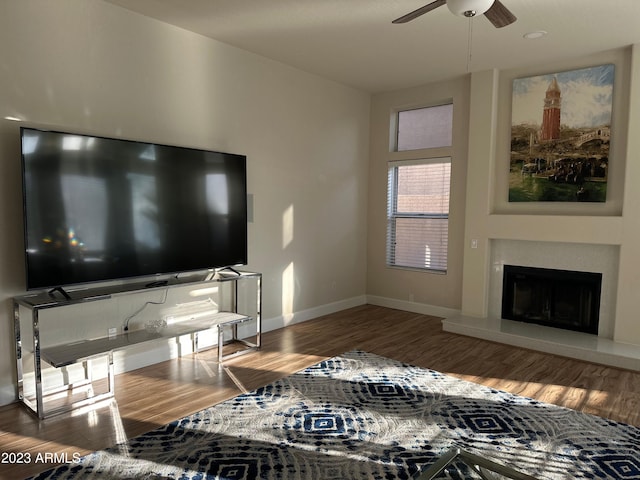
[501, 265, 602, 335]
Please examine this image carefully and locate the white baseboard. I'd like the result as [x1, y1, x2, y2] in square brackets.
[263, 295, 368, 332]
[366, 295, 459, 319]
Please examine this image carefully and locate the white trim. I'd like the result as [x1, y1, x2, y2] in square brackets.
[366, 295, 459, 318]
[263, 295, 368, 331]
[388, 156, 452, 168]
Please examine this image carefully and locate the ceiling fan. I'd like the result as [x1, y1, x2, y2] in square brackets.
[392, 0, 517, 28]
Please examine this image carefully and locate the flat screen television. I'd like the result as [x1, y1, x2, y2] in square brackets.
[20, 127, 248, 291]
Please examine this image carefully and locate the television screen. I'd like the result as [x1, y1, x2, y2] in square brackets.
[20, 127, 248, 290]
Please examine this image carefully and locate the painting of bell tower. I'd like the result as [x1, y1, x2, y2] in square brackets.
[509, 64, 614, 202]
[540, 76, 561, 142]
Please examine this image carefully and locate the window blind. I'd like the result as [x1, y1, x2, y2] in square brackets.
[387, 159, 451, 272]
[396, 104, 453, 151]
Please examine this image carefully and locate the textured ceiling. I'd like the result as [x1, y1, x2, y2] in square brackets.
[105, 0, 640, 93]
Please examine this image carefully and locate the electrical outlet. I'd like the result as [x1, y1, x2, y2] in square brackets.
[471, 239, 478, 249]
[108, 327, 117, 339]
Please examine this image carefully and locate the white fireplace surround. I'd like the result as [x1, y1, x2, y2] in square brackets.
[488, 239, 617, 339]
[443, 239, 640, 371]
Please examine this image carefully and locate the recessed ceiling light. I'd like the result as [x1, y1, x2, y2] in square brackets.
[523, 30, 547, 40]
[4, 116, 22, 121]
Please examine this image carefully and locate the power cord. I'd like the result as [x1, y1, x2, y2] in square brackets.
[123, 287, 169, 332]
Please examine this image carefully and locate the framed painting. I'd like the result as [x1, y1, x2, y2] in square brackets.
[509, 64, 614, 202]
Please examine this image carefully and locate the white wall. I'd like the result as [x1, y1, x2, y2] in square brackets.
[0, 0, 370, 406]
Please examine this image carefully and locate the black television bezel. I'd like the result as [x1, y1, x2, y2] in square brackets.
[20, 126, 248, 292]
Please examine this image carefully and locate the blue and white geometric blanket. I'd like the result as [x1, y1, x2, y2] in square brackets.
[30, 350, 640, 479]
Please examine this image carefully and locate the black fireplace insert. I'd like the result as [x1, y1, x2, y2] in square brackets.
[501, 265, 602, 335]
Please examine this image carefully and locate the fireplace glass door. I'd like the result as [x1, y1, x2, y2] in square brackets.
[501, 265, 602, 334]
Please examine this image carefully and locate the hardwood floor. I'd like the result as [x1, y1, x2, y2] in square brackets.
[1, 304, 639, 479]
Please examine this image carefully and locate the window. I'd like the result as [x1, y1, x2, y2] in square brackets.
[387, 159, 451, 271]
[396, 104, 453, 151]
[387, 104, 453, 272]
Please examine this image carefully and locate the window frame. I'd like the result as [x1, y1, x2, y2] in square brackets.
[386, 158, 451, 273]
[395, 103, 454, 152]
[386, 102, 454, 274]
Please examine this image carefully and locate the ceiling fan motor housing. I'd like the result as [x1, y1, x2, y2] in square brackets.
[447, 0, 495, 17]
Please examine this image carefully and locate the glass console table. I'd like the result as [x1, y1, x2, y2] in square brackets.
[14, 270, 262, 419]
[418, 447, 540, 480]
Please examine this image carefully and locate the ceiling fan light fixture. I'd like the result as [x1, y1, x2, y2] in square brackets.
[447, 0, 495, 17]
[523, 30, 547, 39]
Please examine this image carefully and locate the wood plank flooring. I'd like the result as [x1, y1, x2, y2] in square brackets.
[1, 305, 639, 479]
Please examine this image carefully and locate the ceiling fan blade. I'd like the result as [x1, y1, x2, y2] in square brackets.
[392, 0, 446, 24]
[484, 0, 517, 28]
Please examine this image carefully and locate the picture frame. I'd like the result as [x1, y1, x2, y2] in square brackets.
[509, 64, 614, 202]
